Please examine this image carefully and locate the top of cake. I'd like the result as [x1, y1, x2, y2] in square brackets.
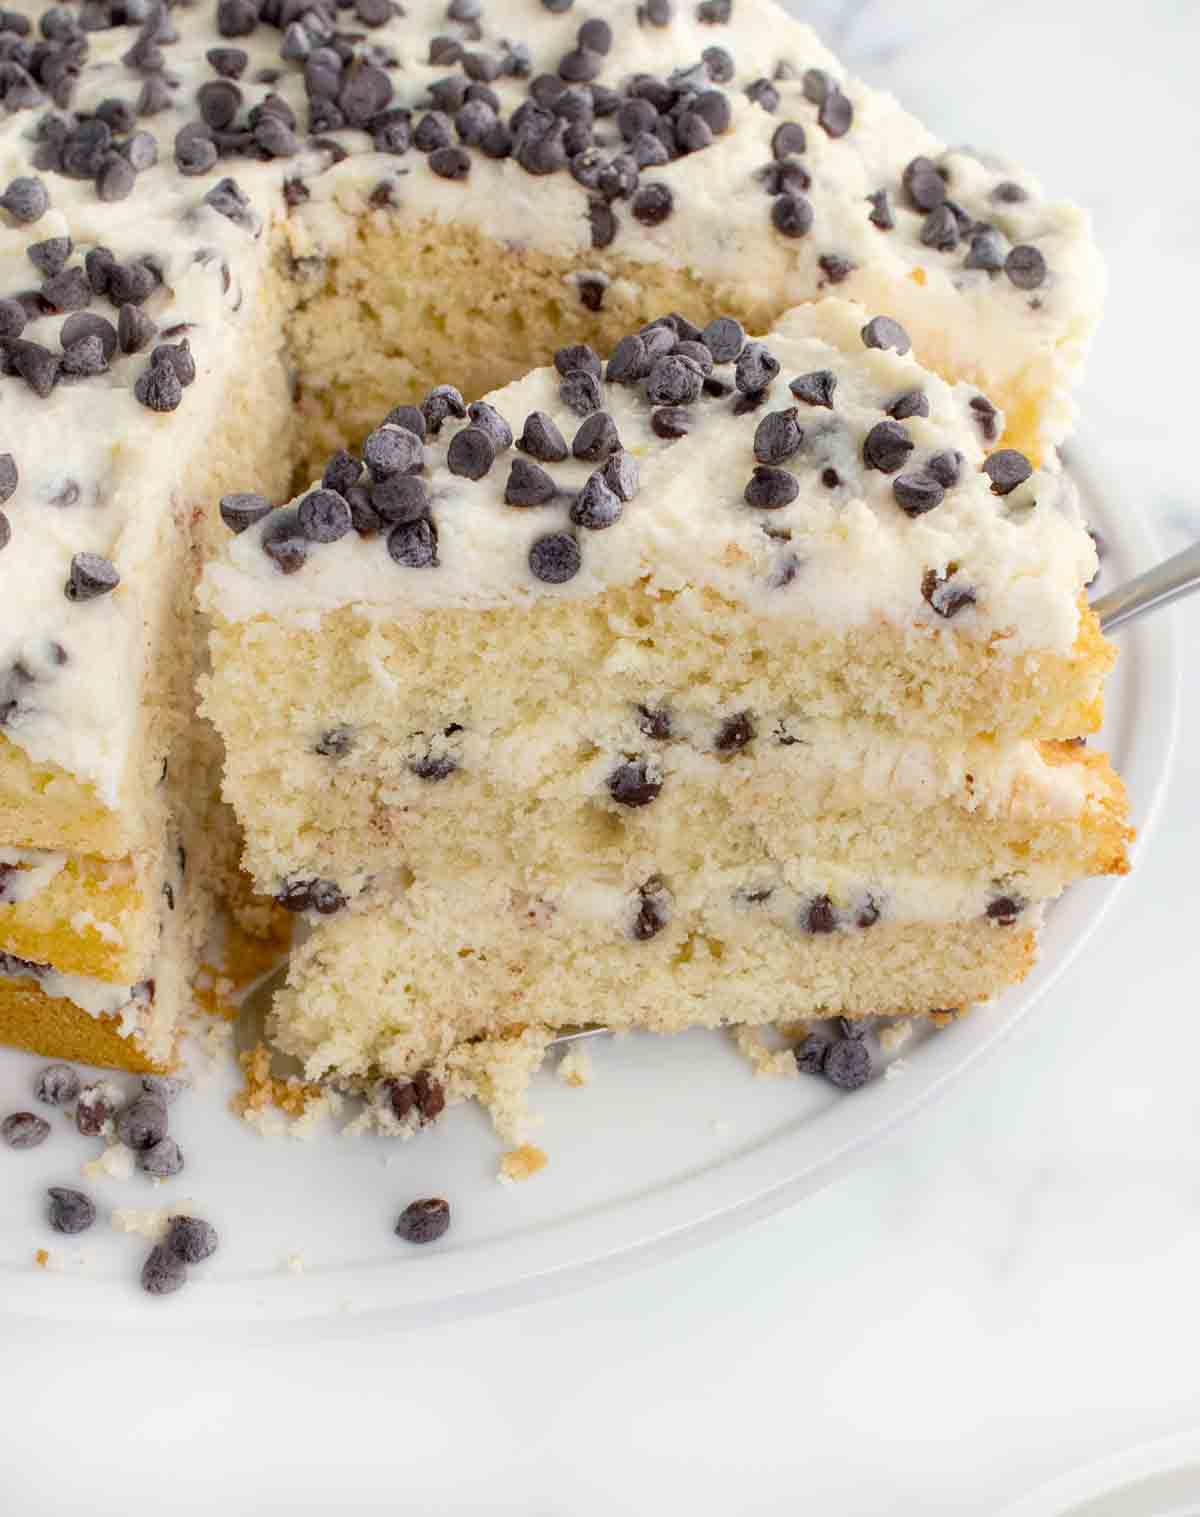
[0, 0, 1103, 806]
[202, 298, 1096, 651]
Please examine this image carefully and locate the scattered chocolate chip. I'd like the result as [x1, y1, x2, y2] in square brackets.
[965, 228, 1006, 272]
[75, 1083, 116, 1137]
[801, 895, 837, 934]
[168, 1216, 219, 1264]
[9, 341, 58, 397]
[789, 369, 837, 409]
[0, 455, 16, 503]
[632, 182, 674, 226]
[384, 405, 427, 441]
[421, 384, 467, 435]
[151, 340, 195, 388]
[570, 471, 622, 530]
[116, 1094, 168, 1151]
[736, 342, 779, 394]
[817, 87, 852, 137]
[861, 316, 910, 355]
[983, 449, 1033, 496]
[139, 1137, 184, 1179]
[587, 196, 617, 248]
[646, 354, 703, 406]
[986, 894, 1026, 925]
[823, 1038, 870, 1090]
[446, 425, 496, 480]
[636, 703, 672, 740]
[28, 236, 71, 278]
[572, 412, 620, 463]
[1005, 244, 1047, 290]
[921, 203, 960, 252]
[65, 552, 119, 602]
[651, 406, 691, 439]
[219, 492, 272, 533]
[298, 487, 352, 543]
[134, 360, 182, 413]
[262, 510, 308, 574]
[771, 191, 813, 238]
[608, 758, 662, 806]
[921, 564, 976, 618]
[794, 1034, 829, 1076]
[893, 472, 945, 516]
[701, 316, 744, 363]
[47, 1187, 95, 1234]
[753, 408, 804, 464]
[903, 155, 946, 212]
[601, 449, 639, 501]
[0, 299, 25, 339]
[715, 712, 754, 752]
[396, 1197, 450, 1244]
[867, 188, 894, 230]
[35, 1064, 79, 1106]
[117, 302, 155, 355]
[560, 369, 603, 417]
[744, 466, 798, 510]
[862, 420, 913, 474]
[207, 45, 248, 77]
[516, 411, 568, 464]
[528, 530, 581, 584]
[141, 1242, 187, 1295]
[62, 311, 117, 362]
[466, 401, 513, 453]
[1, 175, 48, 224]
[387, 517, 438, 568]
[771, 121, 807, 160]
[818, 253, 855, 285]
[2, 1111, 50, 1149]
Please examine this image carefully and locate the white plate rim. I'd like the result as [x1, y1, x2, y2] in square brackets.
[0, 442, 1181, 1326]
[996, 1430, 1200, 1517]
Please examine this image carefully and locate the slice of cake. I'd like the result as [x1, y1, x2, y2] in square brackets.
[200, 299, 1129, 1105]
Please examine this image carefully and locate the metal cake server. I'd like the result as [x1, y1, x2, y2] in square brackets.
[1092, 540, 1200, 632]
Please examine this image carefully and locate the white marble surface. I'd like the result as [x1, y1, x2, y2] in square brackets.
[1, 3, 1198, 1512]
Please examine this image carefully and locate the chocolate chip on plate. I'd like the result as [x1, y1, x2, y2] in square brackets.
[395, 1197, 451, 1244]
[2, 1112, 51, 1149]
[35, 1064, 79, 1106]
[167, 1215, 219, 1263]
[47, 1186, 95, 1234]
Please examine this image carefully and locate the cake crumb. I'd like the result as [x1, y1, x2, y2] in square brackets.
[233, 1041, 328, 1129]
[879, 1018, 914, 1056]
[34, 1248, 49, 1269]
[884, 1058, 910, 1081]
[499, 1145, 548, 1184]
[285, 1252, 306, 1277]
[731, 1025, 798, 1078]
[83, 1142, 135, 1183]
[557, 1046, 593, 1087]
[111, 1202, 194, 1241]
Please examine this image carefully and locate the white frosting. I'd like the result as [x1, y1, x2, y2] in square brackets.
[0, 0, 1101, 800]
[203, 299, 1095, 647]
[0, 845, 66, 902]
[0, 951, 144, 1029]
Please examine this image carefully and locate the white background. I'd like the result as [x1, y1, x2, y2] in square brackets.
[3, 2, 1199, 1511]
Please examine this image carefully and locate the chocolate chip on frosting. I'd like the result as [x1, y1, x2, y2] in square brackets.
[965, 228, 1006, 272]
[902, 155, 946, 212]
[632, 182, 674, 226]
[817, 87, 852, 138]
[892, 472, 945, 516]
[421, 384, 467, 435]
[744, 466, 798, 510]
[560, 369, 603, 416]
[735, 342, 780, 395]
[219, 492, 272, 533]
[372, 475, 430, 524]
[447, 425, 497, 480]
[517, 411, 568, 463]
[771, 192, 813, 238]
[983, 449, 1033, 496]
[926, 449, 963, 489]
[569, 471, 623, 529]
[529, 530, 582, 583]
[1005, 244, 1047, 291]
[387, 516, 438, 568]
[862, 420, 914, 474]
[298, 488, 352, 543]
[65, 552, 119, 601]
[968, 394, 999, 442]
[466, 401, 513, 453]
[505, 457, 558, 507]
[887, 389, 929, 421]
[715, 712, 755, 752]
[572, 411, 620, 462]
[62, 312, 117, 362]
[753, 408, 804, 464]
[134, 358, 182, 413]
[701, 316, 744, 364]
[601, 449, 639, 501]
[0, 176, 48, 224]
[861, 316, 911, 355]
[0, 454, 16, 503]
[789, 369, 837, 409]
[646, 354, 703, 406]
[921, 564, 976, 618]
[117, 303, 155, 355]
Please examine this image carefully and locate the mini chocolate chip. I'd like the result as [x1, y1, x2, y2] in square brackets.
[322, 451, 361, 495]
[139, 1137, 184, 1179]
[1, 176, 48, 224]
[794, 1034, 829, 1076]
[466, 401, 513, 453]
[446, 425, 496, 480]
[801, 894, 837, 933]
[117, 303, 155, 354]
[715, 712, 754, 752]
[141, 1242, 187, 1295]
[608, 758, 661, 806]
[632, 182, 674, 227]
[517, 412, 568, 463]
[207, 45, 248, 77]
[151, 340, 195, 388]
[965, 228, 1006, 272]
[0, 299, 25, 339]
[62, 311, 117, 361]
[572, 412, 620, 462]
[219, 492, 272, 533]
[262, 510, 308, 574]
[861, 316, 910, 355]
[396, 1197, 450, 1244]
[744, 466, 798, 510]
[555, 343, 601, 378]
[651, 407, 691, 439]
[903, 155, 946, 211]
[529, 530, 581, 583]
[735, 342, 780, 395]
[921, 565, 976, 618]
[771, 192, 813, 238]
[606, 334, 648, 384]
[1005, 244, 1046, 290]
[168, 1216, 219, 1263]
[421, 384, 467, 435]
[2, 1111, 50, 1148]
[61, 334, 107, 376]
[753, 408, 804, 464]
[986, 894, 1026, 925]
[116, 1094, 168, 1151]
[135, 361, 182, 413]
[823, 1038, 870, 1090]
[36, 1064, 79, 1106]
[65, 552, 119, 601]
[315, 725, 354, 757]
[771, 121, 807, 159]
[364, 424, 423, 480]
[790, 369, 837, 409]
[197, 78, 242, 129]
[983, 449, 1033, 496]
[587, 196, 618, 248]
[428, 145, 470, 179]
[10, 340, 58, 397]
[702, 44, 733, 80]
[819, 253, 855, 284]
[863, 420, 914, 474]
[926, 450, 963, 488]
[867, 188, 894, 230]
[818, 88, 852, 137]
[921, 203, 960, 252]
[384, 405, 427, 440]
[887, 389, 929, 421]
[577, 16, 612, 52]
[893, 472, 945, 516]
[0, 455, 14, 502]
[48, 1187, 95, 1234]
[701, 316, 744, 363]
[387, 517, 438, 568]
[692, 90, 731, 134]
[646, 354, 703, 406]
[28, 236, 71, 277]
[298, 488, 351, 542]
[560, 369, 603, 416]
[570, 472, 622, 530]
[601, 449, 639, 501]
[636, 703, 672, 740]
[41, 267, 90, 313]
[142, 1077, 185, 1105]
[505, 457, 558, 506]
[577, 276, 606, 312]
[632, 880, 669, 941]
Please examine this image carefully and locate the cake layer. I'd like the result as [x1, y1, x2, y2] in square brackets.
[0, 846, 163, 983]
[269, 878, 1040, 1083]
